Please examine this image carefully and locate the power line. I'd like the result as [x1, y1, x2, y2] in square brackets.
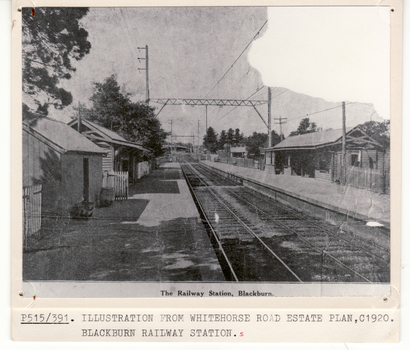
[116, 8, 139, 59]
[210, 85, 266, 126]
[274, 116, 287, 140]
[285, 102, 355, 123]
[205, 20, 268, 97]
[211, 87, 289, 127]
[230, 68, 250, 89]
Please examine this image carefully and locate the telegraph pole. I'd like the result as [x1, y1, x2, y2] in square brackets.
[198, 120, 200, 159]
[274, 116, 288, 141]
[268, 87, 272, 147]
[341, 101, 346, 186]
[170, 120, 173, 155]
[77, 101, 82, 133]
[138, 45, 149, 104]
[205, 105, 208, 133]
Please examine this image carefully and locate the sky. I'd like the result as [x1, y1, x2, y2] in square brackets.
[53, 7, 268, 144]
[51, 6, 390, 144]
[249, 6, 390, 120]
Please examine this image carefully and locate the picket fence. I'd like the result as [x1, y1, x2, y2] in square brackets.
[102, 171, 128, 200]
[23, 184, 42, 245]
[219, 157, 261, 169]
[346, 166, 389, 193]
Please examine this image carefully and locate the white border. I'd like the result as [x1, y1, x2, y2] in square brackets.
[5, 0, 407, 346]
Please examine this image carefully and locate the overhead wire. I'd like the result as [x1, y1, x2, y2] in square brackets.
[210, 85, 266, 126]
[285, 102, 355, 123]
[230, 68, 251, 89]
[211, 91, 352, 135]
[205, 20, 268, 98]
[252, 88, 289, 101]
[117, 8, 139, 59]
[211, 88, 290, 128]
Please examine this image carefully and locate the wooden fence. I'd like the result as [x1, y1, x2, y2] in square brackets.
[346, 166, 390, 193]
[102, 171, 129, 200]
[219, 157, 262, 169]
[23, 184, 42, 245]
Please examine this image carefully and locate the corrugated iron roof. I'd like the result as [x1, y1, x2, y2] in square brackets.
[25, 118, 107, 154]
[270, 127, 354, 150]
[78, 119, 128, 142]
[86, 135, 151, 153]
[68, 119, 148, 151]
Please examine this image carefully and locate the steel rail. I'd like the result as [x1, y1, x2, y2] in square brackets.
[196, 162, 389, 263]
[180, 165, 239, 282]
[184, 162, 304, 283]
[192, 162, 376, 283]
[230, 187, 389, 264]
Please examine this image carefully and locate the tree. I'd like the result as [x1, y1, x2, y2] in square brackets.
[89, 75, 129, 132]
[245, 132, 268, 159]
[218, 130, 228, 149]
[270, 130, 282, 147]
[72, 101, 94, 121]
[233, 128, 244, 145]
[123, 102, 168, 157]
[289, 118, 318, 136]
[357, 120, 390, 151]
[245, 130, 282, 158]
[87, 75, 167, 157]
[227, 128, 235, 145]
[22, 8, 91, 121]
[203, 127, 219, 153]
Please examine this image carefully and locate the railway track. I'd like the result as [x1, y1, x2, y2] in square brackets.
[196, 162, 390, 258]
[182, 162, 303, 282]
[181, 158, 390, 283]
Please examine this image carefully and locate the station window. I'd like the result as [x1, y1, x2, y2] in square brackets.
[351, 153, 360, 167]
[318, 153, 331, 172]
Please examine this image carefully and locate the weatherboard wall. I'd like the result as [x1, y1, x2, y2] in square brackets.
[23, 127, 64, 213]
[60, 153, 103, 210]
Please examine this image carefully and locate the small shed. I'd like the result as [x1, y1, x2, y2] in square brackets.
[230, 145, 248, 158]
[264, 126, 388, 191]
[68, 118, 151, 182]
[23, 118, 106, 215]
[165, 144, 190, 154]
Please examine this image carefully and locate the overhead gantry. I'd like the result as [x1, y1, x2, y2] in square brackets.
[151, 96, 272, 145]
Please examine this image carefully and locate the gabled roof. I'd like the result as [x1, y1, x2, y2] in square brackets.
[68, 118, 151, 153]
[266, 126, 382, 151]
[68, 118, 127, 142]
[23, 118, 107, 155]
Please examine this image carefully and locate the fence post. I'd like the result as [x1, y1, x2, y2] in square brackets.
[23, 184, 42, 247]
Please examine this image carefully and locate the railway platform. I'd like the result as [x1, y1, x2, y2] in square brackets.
[125, 162, 226, 281]
[24, 162, 226, 282]
[201, 160, 390, 228]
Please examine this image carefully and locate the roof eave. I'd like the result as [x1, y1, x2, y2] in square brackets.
[65, 150, 107, 156]
[23, 123, 66, 155]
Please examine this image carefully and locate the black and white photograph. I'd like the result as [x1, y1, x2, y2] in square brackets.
[20, 4, 393, 298]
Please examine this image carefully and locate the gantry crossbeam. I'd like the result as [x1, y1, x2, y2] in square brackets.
[152, 98, 268, 107]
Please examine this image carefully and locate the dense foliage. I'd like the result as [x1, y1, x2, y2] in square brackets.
[245, 132, 268, 158]
[288, 118, 318, 136]
[22, 7, 91, 121]
[84, 75, 168, 157]
[202, 125, 281, 157]
[357, 120, 390, 151]
[245, 130, 282, 158]
[203, 127, 219, 153]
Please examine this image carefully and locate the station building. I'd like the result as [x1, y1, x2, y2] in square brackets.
[68, 118, 151, 183]
[264, 126, 389, 193]
[23, 117, 107, 214]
